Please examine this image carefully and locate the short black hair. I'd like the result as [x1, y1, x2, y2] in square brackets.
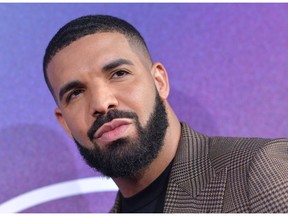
[43, 14, 152, 97]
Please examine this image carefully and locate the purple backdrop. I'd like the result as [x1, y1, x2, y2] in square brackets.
[0, 3, 288, 213]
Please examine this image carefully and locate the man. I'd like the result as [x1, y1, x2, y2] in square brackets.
[43, 15, 288, 213]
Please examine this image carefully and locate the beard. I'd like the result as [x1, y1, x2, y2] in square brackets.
[74, 91, 169, 178]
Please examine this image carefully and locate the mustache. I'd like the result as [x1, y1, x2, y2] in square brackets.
[87, 109, 138, 141]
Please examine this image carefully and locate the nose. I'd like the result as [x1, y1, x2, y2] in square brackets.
[89, 84, 118, 116]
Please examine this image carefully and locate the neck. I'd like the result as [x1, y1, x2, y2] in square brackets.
[112, 103, 181, 198]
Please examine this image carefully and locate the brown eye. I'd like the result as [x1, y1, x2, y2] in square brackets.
[66, 89, 84, 103]
[111, 70, 129, 79]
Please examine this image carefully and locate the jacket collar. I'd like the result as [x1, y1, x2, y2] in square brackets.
[163, 122, 227, 213]
[110, 122, 228, 213]
[167, 122, 215, 197]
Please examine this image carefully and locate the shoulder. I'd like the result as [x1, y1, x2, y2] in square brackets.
[179, 123, 288, 212]
[181, 122, 277, 168]
[180, 122, 287, 168]
[208, 134, 288, 170]
[208, 133, 288, 212]
[247, 138, 288, 212]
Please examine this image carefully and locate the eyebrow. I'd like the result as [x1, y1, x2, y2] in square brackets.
[102, 58, 134, 72]
[58, 58, 134, 102]
[59, 80, 82, 102]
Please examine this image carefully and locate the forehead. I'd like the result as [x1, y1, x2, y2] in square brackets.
[48, 32, 137, 72]
[47, 32, 147, 94]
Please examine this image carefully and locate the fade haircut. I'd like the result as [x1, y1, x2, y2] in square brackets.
[43, 14, 152, 97]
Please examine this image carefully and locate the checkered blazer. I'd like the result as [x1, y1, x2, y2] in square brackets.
[110, 122, 288, 213]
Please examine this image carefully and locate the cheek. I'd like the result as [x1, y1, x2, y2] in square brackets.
[62, 109, 93, 148]
[118, 79, 156, 126]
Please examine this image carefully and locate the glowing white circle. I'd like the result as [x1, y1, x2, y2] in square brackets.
[0, 176, 118, 213]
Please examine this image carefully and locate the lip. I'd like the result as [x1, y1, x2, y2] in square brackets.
[94, 118, 133, 140]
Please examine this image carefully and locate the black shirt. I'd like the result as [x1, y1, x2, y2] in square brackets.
[120, 161, 173, 213]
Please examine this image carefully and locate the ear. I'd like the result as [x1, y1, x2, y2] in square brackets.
[151, 62, 170, 100]
[55, 107, 73, 139]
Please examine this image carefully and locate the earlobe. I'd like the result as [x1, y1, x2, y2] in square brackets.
[55, 108, 73, 138]
[151, 63, 170, 99]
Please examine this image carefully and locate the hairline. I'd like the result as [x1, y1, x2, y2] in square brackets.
[45, 30, 153, 103]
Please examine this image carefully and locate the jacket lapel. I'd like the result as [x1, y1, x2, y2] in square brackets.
[110, 123, 228, 213]
[163, 123, 227, 213]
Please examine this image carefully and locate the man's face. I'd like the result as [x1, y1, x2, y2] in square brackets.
[47, 32, 170, 177]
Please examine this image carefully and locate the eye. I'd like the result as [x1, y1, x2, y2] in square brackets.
[66, 89, 84, 103]
[111, 70, 129, 79]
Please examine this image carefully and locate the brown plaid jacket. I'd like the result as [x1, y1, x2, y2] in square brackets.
[110, 122, 288, 213]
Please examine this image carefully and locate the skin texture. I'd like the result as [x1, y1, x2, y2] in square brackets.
[47, 32, 181, 197]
